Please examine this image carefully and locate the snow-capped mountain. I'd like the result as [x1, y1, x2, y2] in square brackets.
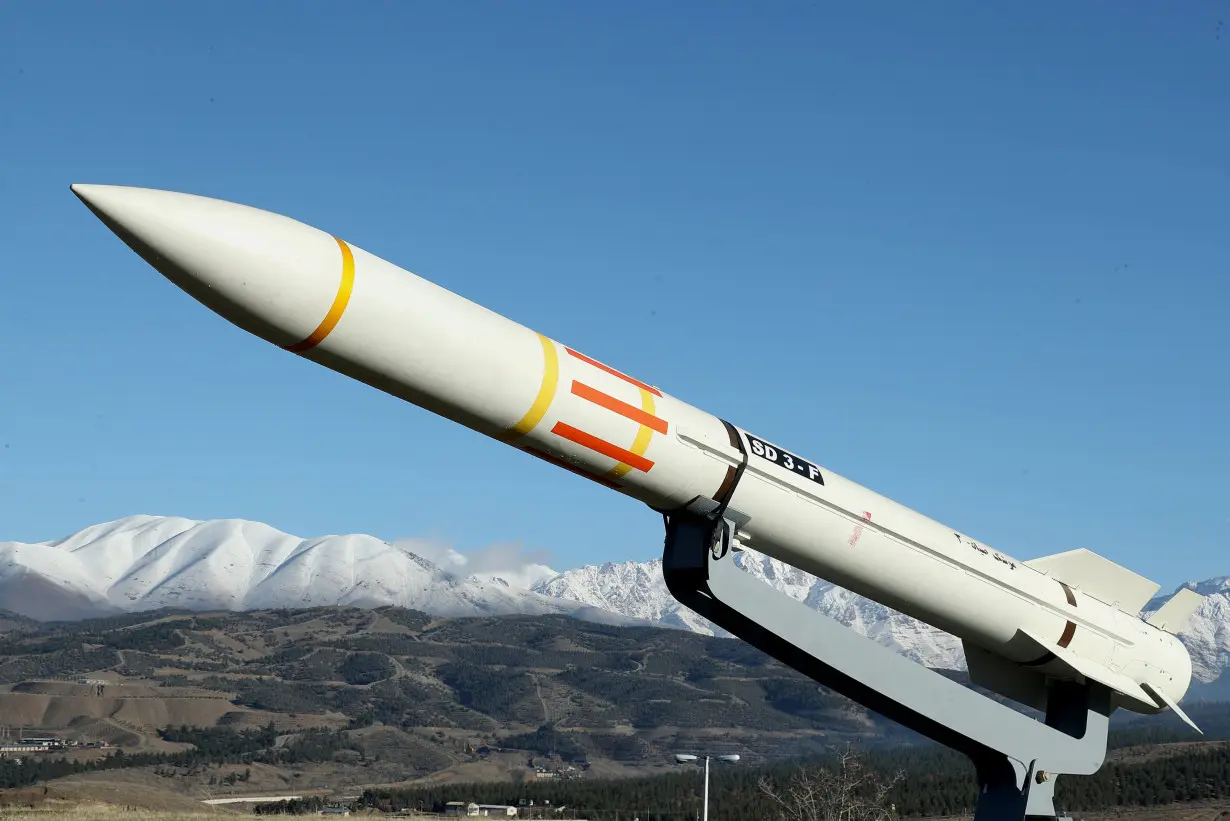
[531, 553, 968, 668]
[538, 556, 1230, 687]
[1146, 577, 1230, 686]
[2, 516, 1227, 687]
[0, 515, 621, 625]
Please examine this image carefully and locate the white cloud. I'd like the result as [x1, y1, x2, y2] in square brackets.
[391, 537, 558, 589]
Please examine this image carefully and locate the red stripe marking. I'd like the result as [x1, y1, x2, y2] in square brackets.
[551, 422, 655, 473]
[571, 381, 668, 433]
[520, 446, 622, 490]
[565, 348, 661, 396]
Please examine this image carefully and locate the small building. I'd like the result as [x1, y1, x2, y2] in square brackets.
[444, 803, 517, 817]
[18, 737, 65, 748]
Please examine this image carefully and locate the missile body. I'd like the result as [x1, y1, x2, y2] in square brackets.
[73, 184, 1200, 722]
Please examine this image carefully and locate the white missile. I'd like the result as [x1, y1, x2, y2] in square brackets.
[71, 183, 1205, 730]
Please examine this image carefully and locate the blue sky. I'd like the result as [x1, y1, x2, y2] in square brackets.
[0, 2, 1226, 589]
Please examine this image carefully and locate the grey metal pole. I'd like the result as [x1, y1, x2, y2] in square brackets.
[702, 755, 710, 821]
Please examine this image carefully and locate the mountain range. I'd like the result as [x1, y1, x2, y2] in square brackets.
[2, 515, 1227, 690]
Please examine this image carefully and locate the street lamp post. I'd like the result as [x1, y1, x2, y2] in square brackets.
[674, 753, 740, 821]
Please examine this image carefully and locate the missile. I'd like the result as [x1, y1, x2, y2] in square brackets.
[71, 183, 1204, 730]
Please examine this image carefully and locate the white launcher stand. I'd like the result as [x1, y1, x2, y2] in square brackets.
[661, 498, 1112, 821]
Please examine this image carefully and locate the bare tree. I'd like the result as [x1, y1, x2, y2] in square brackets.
[758, 743, 903, 821]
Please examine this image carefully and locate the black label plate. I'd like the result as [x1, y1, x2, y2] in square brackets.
[746, 434, 825, 486]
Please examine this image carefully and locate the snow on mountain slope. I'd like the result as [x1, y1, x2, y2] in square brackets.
[1145, 577, 1230, 686]
[2, 516, 1227, 686]
[540, 557, 1230, 683]
[532, 551, 966, 669]
[0, 515, 587, 622]
[470, 565, 561, 592]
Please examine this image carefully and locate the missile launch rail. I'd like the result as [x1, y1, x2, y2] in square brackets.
[661, 498, 1113, 821]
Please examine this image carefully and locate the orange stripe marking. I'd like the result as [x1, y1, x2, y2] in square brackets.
[551, 422, 655, 473]
[571, 382, 668, 434]
[285, 237, 355, 354]
[565, 348, 661, 396]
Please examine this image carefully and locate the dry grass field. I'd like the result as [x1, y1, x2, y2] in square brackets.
[4, 800, 1230, 821]
[1, 606, 1226, 820]
[3, 810, 227, 821]
[933, 802, 1230, 821]
[0, 807, 439, 821]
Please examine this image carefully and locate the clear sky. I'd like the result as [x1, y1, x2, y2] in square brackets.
[0, 2, 1226, 590]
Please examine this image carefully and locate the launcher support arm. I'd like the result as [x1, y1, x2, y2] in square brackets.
[660, 499, 1112, 821]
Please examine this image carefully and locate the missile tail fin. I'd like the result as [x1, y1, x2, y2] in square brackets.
[1024, 548, 1160, 614]
[1146, 588, 1205, 634]
[1018, 628, 1155, 708]
[1141, 681, 1203, 735]
[968, 632, 1199, 731]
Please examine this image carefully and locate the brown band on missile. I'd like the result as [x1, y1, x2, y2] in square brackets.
[711, 421, 742, 504]
[713, 466, 739, 506]
[285, 237, 355, 354]
[1059, 580, 1077, 607]
[1054, 580, 1078, 648]
[723, 420, 741, 450]
[1057, 621, 1077, 649]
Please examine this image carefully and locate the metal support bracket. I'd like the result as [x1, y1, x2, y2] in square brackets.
[661, 502, 1111, 821]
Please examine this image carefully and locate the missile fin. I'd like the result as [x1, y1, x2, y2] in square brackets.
[1019, 628, 1155, 708]
[1145, 588, 1205, 634]
[1141, 682, 1203, 735]
[1023, 548, 1160, 614]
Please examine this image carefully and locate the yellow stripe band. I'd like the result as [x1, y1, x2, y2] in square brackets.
[607, 387, 657, 479]
[284, 237, 355, 354]
[505, 333, 560, 440]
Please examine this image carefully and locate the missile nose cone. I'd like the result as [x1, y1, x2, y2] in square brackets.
[70, 182, 108, 202]
[70, 183, 355, 350]
[70, 182, 97, 203]
[71, 184, 140, 233]
[71, 183, 146, 225]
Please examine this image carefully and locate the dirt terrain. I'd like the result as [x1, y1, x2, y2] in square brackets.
[0, 605, 915, 770]
[0, 605, 1226, 818]
[938, 804, 1230, 820]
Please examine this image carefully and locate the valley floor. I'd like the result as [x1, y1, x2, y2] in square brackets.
[4, 788, 1230, 821]
[2, 606, 1227, 820]
[938, 803, 1230, 820]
